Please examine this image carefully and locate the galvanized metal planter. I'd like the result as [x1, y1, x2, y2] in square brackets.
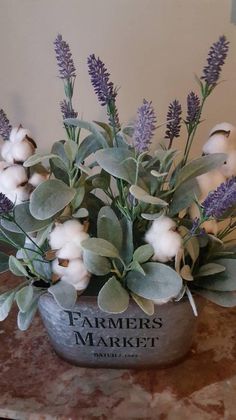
[38, 293, 204, 369]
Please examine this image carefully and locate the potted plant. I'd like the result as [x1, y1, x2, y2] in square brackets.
[0, 34, 236, 368]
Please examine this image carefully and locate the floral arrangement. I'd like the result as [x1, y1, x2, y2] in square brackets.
[0, 34, 236, 331]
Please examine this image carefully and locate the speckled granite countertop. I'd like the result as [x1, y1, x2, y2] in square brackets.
[0, 271, 236, 420]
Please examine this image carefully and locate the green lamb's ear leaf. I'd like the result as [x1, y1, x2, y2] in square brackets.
[64, 119, 108, 148]
[17, 300, 38, 331]
[95, 148, 137, 184]
[169, 178, 200, 216]
[76, 134, 104, 165]
[0, 252, 9, 273]
[72, 186, 85, 211]
[194, 288, 236, 307]
[178, 226, 199, 265]
[127, 262, 182, 301]
[0, 291, 16, 321]
[30, 179, 75, 220]
[16, 285, 34, 312]
[175, 153, 227, 188]
[81, 237, 120, 259]
[133, 244, 154, 264]
[131, 292, 154, 316]
[195, 263, 225, 277]
[129, 185, 168, 206]
[194, 259, 236, 292]
[98, 276, 129, 313]
[0, 224, 25, 248]
[72, 208, 89, 218]
[48, 280, 77, 310]
[129, 260, 146, 275]
[64, 139, 78, 162]
[1, 202, 52, 233]
[17, 306, 37, 331]
[120, 218, 133, 264]
[24, 153, 63, 167]
[97, 206, 123, 251]
[9, 256, 28, 277]
[83, 250, 111, 276]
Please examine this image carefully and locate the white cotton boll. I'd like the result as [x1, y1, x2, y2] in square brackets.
[145, 217, 182, 263]
[62, 259, 90, 291]
[197, 170, 226, 198]
[1, 141, 14, 163]
[49, 224, 66, 250]
[0, 161, 9, 172]
[10, 127, 31, 144]
[52, 258, 67, 277]
[0, 164, 28, 190]
[73, 231, 89, 247]
[209, 122, 236, 138]
[5, 185, 31, 205]
[52, 258, 90, 292]
[152, 231, 183, 263]
[29, 171, 48, 187]
[11, 140, 35, 162]
[145, 216, 176, 237]
[220, 150, 236, 178]
[63, 219, 85, 241]
[203, 122, 236, 155]
[56, 241, 83, 260]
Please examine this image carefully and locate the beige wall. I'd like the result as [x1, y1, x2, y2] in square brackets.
[0, 0, 236, 156]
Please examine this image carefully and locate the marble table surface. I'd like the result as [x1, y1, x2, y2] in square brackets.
[0, 271, 236, 420]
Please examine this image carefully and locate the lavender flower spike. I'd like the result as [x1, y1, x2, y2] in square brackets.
[133, 99, 157, 153]
[186, 91, 200, 125]
[0, 109, 12, 141]
[60, 100, 78, 119]
[87, 54, 116, 106]
[201, 35, 229, 86]
[54, 34, 76, 79]
[0, 193, 14, 215]
[165, 99, 182, 143]
[202, 177, 236, 219]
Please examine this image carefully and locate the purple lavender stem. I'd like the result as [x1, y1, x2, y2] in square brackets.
[133, 99, 157, 153]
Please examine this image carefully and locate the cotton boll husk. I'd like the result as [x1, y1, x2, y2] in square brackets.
[11, 139, 35, 163]
[0, 164, 28, 190]
[10, 127, 31, 144]
[56, 241, 83, 260]
[1, 141, 14, 163]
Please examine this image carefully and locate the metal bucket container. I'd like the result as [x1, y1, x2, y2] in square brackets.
[38, 292, 204, 368]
